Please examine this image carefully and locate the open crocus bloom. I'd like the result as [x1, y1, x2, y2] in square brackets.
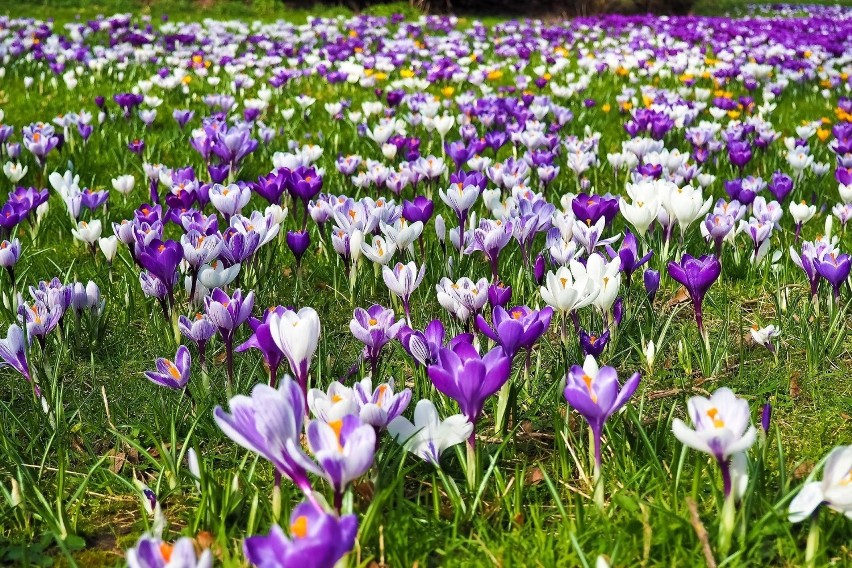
[387, 399, 472, 466]
[789, 445, 852, 523]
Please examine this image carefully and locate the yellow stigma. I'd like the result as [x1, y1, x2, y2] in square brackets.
[290, 515, 308, 538]
[706, 408, 725, 428]
[581, 374, 598, 403]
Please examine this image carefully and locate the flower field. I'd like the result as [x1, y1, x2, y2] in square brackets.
[0, 2, 851, 566]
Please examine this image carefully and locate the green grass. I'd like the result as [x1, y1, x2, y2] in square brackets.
[0, 2, 851, 567]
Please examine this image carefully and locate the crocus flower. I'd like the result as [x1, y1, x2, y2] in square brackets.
[214, 377, 320, 498]
[564, 355, 640, 470]
[644, 269, 660, 302]
[814, 252, 851, 300]
[427, 341, 511, 446]
[0, 324, 31, 383]
[236, 306, 288, 386]
[788, 445, 852, 522]
[539, 265, 599, 316]
[402, 196, 434, 224]
[349, 304, 404, 375]
[382, 262, 426, 324]
[306, 414, 376, 510]
[672, 387, 757, 498]
[269, 307, 321, 402]
[243, 501, 357, 568]
[750, 324, 779, 353]
[204, 288, 255, 386]
[666, 254, 721, 336]
[179, 313, 216, 367]
[286, 230, 311, 268]
[144, 346, 191, 389]
[137, 239, 183, 303]
[475, 305, 553, 359]
[605, 231, 652, 286]
[126, 535, 212, 568]
[352, 377, 412, 430]
[387, 399, 473, 466]
[579, 329, 610, 358]
[397, 319, 472, 367]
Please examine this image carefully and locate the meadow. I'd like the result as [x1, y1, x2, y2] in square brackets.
[0, 2, 851, 566]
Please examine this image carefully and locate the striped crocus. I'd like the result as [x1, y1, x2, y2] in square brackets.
[214, 376, 320, 501]
[382, 261, 426, 325]
[126, 535, 212, 568]
[672, 387, 757, 498]
[349, 304, 404, 377]
[0, 324, 32, 387]
[144, 345, 191, 389]
[204, 288, 255, 389]
[352, 377, 412, 430]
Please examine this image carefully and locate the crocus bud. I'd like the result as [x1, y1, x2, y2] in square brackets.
[86, 281, 101, 310]
[487, 282, 512, 309]
[435, 214, 446, 244]
[98, 236, 118, 263]
[71, 282, 88, 312]
[643, 340, 656, 369]
[350, 230, 363, 263]
[643, 269, 660, 303]
[534, 254, 546, 285]
[612, 297, 624, 326]
[579, 328, 609, 358]
[761, 402, 772, 434]
[286, 230, 311, 268]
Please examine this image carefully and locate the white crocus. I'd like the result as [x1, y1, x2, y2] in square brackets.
[387, 399, 473, 466]
[197, 260, 240, 289]
[789, 445, 852, 522]
[3, 162, 27, 183]
[789, 201, 816, 225]
[539, 264, 599, 314]
[111, 174, 136, 196]
[71, 220, 102, 245]
[360, 235, 396, 265]
[98, 236, 118, 263]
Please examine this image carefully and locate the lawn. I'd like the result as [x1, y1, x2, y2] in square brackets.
[0, 1, 851, 567]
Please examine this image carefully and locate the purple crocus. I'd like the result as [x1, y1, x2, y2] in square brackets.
[144, 346, 191, 389]
[243, 501, 357, 568]
[286, 230, 311, 269]
[465, 219, 514, 281]
[605, 230, 652, 286]
[179, 313, 216, 368]
[349, 304, 404, 376]
[402, 196, 434, 224]
[474, 305, 553, 359]
[136, 239, 183, 305]
[352, 377, 412, 430]
[667, 254, 721, 336]
[397, 319, 472, 367]
[126, 534, 211, 568]
[306, 415, 376, 511]
[487, 282, 512, 309]
[214, 377, 321, 500]
[579, 329, 610, 358]
[564, 356, 640, 503]
[236, 307, 288, 386]
[204, 288, 255, 388]
[427, 341, 511, 447]
[815, 252, 851, 300]
[0, 323, 32, 384]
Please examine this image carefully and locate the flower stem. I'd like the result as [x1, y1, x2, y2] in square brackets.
[465, 435, 477, 491]
[805, 514, 820, 568]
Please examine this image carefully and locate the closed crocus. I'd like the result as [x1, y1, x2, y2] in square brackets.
[814, 252, 851, 300]
[98, 236, 118, 264]
[0, 238, 21, 277]
[428, 341, 511, 446]
[475, 305, 553, 359]
[144, 346, 191, 389]
[71, 219, 102, 246]
[667, 254, 721, 336]
[179, 313, 216, 368]
[236, 307, 289, 386]
[382, 261, 426, 324]
[214, 377, 321, 499]
[269, 307, 321, 401]
[672, 387, 757, 498]
[0, 323, 32, 384]
[204, 288, 254, 387]
[126, 535, 212, 568]
[788, 445, 852, 523]
[387, 398, 473, 466]
[243, 501, 357, 568]
[111, 174, 135, 197]
[307, 414, 376, 510]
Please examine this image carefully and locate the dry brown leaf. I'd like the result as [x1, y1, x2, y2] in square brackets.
[790, 372, 801, 399]
[106, 449, 126, 474]
[525, 467, 544, 485]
